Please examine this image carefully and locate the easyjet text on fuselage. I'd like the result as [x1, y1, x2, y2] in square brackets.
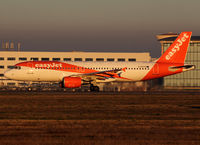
[35, 63, 62, 68]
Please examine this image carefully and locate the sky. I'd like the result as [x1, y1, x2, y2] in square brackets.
[0, 0, 200, 57]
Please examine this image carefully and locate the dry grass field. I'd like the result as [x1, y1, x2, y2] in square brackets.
[0, 93, 199, 145]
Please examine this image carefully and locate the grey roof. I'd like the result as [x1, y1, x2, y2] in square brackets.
[159, 36, 200, 41]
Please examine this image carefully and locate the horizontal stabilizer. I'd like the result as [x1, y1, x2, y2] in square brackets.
[169, 65, 195, 72]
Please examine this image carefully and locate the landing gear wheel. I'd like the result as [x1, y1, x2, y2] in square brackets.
[90, 85, 99, 92]
[27, 87, 32, 91]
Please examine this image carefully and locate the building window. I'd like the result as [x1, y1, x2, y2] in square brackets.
[0, 74, 4, 76]
[41, 58, 49, 61]
[7, 83, 15, 86]
[85, 58, 93, 61]
[53, 58, 60, 61]
[128, 58, 136, 61]
[19, 57, 27, 61]
[96, 58, 104, 61]
[0, 57, 4, 60]
[190, 43, 194, 46]
[107, 58, 114, 61]
[31, 57, 39, 61]
[7, 66, 14, 69]
[0, 66, 4, 69]
[7, 57, 15, 61]
[63, 58, 71, 61]
[118, 58, 125, 61]
[75, 58, 82, 61]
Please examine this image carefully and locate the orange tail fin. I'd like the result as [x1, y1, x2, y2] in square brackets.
[157, 32, 192, 64]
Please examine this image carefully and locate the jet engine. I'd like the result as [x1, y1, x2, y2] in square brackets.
[60, 77, 82, 88]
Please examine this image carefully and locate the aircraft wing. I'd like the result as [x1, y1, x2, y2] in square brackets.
[69, 67, 127, 81]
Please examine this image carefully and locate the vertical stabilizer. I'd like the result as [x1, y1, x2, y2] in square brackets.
[157, 32, 192, 64]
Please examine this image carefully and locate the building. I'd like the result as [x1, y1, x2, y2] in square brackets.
[157, 33, 200, 89]
[0, 51, 151, 91]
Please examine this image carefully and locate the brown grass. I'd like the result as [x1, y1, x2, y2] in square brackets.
[0, 93, 199, 145]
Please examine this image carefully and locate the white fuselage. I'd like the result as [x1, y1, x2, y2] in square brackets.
[4, 61, 155, 82]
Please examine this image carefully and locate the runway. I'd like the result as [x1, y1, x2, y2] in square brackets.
[0, 93, 199, 145]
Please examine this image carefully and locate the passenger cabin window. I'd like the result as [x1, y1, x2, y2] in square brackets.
[53, 58, 60, 61]
[75, 58, 82, 61]
[0, 66, 4, 69]
[96, 58, 104, 61]
[7, 57, 15, 61]
[19, 57, 27, 61]
[107, 58, 114, 61]
[63, 58, 71, 61]
[31, 57, 39, 61]
[129, 58, 136, 62]
[41, 58, 49, 61]
[85, 58, 93, 61]
[0, 57, 4, 60]
[118, 58, 125, 62]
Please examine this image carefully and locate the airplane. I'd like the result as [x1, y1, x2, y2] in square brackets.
[4, 32, 195, 91]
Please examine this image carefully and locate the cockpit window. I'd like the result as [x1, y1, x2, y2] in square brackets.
[13, 66, 21, 69]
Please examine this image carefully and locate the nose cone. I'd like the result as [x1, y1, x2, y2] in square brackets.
[4, 70, 13, 79]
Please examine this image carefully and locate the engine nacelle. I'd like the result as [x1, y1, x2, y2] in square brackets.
[60, 77, 82, 88]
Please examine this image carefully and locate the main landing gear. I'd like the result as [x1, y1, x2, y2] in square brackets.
[90, 84, 99, 92]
